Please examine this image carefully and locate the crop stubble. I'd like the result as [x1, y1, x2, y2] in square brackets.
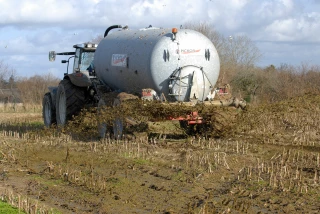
[0, 94, 320, 213]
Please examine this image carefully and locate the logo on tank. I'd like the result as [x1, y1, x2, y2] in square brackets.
[111, 54, 127, 67]
[176, 48, 202, 55]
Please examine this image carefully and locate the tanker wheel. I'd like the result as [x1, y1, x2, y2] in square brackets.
[97, 97, 115, 139]
[42, 92, 56, 127]
[179, 121, 203, 136]
[112, 93, 139, 140]
[98, 98, 107, 138]
[97, 92, 119, 139]
[56, 79, 86, 126]
[113, 97, 124, 139]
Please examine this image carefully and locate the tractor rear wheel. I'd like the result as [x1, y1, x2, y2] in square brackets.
[43, 92, 56, 127]
[56, 79, 86, 126]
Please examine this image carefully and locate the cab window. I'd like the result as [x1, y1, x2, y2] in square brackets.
[80, 51, 95, 71]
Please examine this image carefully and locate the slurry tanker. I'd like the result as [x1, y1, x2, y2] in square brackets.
[43, 25, 245, 137]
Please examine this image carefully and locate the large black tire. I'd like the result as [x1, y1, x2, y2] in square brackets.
[112, 97, 124, 140]
[97, 92, 120, 139]
[42, 92, 56, 127]
[112, 93, 139, 140]
[97, 98, 109, 139]
[56, 79, 86, 126]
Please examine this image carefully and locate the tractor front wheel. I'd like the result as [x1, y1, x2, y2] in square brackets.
[42, 92, 56, 127]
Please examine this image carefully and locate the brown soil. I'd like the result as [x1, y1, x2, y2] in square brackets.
[0, 94, 320, 213]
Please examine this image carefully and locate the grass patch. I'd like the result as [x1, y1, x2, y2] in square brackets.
[0, 200, 26, 214]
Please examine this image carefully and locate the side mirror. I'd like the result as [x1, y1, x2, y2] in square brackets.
[49, 51, 56, 62]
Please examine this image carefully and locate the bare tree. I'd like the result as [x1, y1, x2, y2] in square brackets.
[183, 22, 262, 86]
[222, 35, 262, 68]
[0, 60, 8, 85]
[16, 73, 60, 104]
[0, 59, 16, 88]
[91, 35, 104, 44]
[183, 22, 224, 53]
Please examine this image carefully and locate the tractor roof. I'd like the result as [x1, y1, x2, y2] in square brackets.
[73, 43, 98, 51]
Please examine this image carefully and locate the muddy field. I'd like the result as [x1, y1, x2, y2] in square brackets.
[0, 94, 320, 213]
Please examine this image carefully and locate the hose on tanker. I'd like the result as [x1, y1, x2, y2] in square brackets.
[104, 25, 122, 37]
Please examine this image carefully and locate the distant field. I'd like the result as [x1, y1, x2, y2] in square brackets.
[0, 112, 42, 123]
[0, 103, 42, 113]
[0, 103, 42, 124]
[0, 95, 320, 213]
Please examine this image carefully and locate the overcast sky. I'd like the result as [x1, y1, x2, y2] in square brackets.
[0, 0, 319, 78]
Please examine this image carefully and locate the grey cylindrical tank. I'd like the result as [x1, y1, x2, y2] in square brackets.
[94, 27, 220, 102]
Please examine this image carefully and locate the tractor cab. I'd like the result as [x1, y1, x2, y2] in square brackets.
[72, 43, 97, 77]
[49, 43, 98, 77]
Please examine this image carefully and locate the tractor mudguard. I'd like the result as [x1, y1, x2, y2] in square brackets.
[67, 73, 92, 87]
[48, 86, 58, 107]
